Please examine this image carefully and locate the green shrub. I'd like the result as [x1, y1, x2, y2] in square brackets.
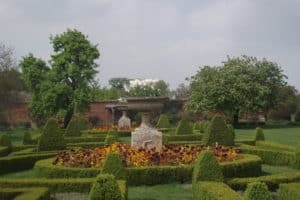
[104, 129, 118, 145]
[38, 118, 66, 151]
[0, 187, 50, 200]
[163, 134, 202, 142]
[0, 146, 10, 157]
[295, 109, 300, 122]
[255, 127, 265, 141]
[22, 131, 35, 145]
[193, 122, 200, 130]
[225, 124, 235, 146]
[244, 182, 272, 200]
[0, 134, 12, 150]
[67, 142, 105, 148]
[65, 116, 87, 137]
[101, 152, 126, 180]
[256, 141, 295, 152]
[89, 174, 122, 200]
[193, 181, 242, 200]
[192, 150, 223, 187]
[228, 172, 300, 191]
[64, 135, 106, 143]
[279, 182, 300, 200]
[156, 114, 171, 129]
[175, 117, 193, 135]
[202, 115, 228, 146]
[294, 145, 300, 169]
[235, 139, 256, 146]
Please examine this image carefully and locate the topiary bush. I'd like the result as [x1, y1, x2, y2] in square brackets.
[175, 117, 193, 135]
[244, 182, 272, 200]
[156, 114, 171, 129]
[202, 115, 228, 146]
[0, 134, 12, 151]
[294, 144, 300, 169]
[192, 150, 223, 187]
[101, 152, 126, 180]
[193, 122, 200, 131]
[65, 116, 87, 137]
[225, 124, 235, 146]
[22, 131, 33, 145]
[38, 118, 66, 151]
[88, 174, 122, 200]
[255, 127, 265, 141]
[104, 129, 118, 145]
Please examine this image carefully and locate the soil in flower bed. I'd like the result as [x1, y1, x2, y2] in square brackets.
[53, 143, 242, 168]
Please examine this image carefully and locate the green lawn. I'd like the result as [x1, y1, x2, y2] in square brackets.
[235, 127, 300, 146]
[0, 129, 40, 145]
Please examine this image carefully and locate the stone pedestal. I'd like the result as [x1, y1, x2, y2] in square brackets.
[118, 111, 131, 129]
[131, 112, 162, 149]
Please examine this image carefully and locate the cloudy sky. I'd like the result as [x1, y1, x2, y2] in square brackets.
[0, 0, 300, 89]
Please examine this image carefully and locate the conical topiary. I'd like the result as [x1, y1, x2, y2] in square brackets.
[175, 117, 193, 135]
[105, 129, 118, 145]
[193, 122, 200, 130]
[244, 182, 272, 200]
[101, 152, 126, 180]
[38, 118, 66, 151]
[156, 114, 171, 129]
[225, 124, 235, 146]
[88, 174, 122, 200]
[65, 115, 87, 137]
[202, 115, 228, 146]
[0, 134, 12, 150]
[22, 131, 33, 145]
[192, 150, 223, 187]
[255, 127, 265, 141]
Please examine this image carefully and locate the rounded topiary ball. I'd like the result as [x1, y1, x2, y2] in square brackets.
[156, 114, 171, 129]
[175, 117, 193, 135]
[244, 182, 272, 200]
[192, 150, 223, 187]
[255, 127, 265, 141]
[88, 174, 122, 200]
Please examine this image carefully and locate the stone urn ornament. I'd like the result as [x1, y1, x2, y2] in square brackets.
[118, 111, 131, 129]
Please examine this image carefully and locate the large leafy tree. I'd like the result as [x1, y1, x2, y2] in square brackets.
[187, 55, 287, 125]
[126, 79, 170, 97]
[109, 77, 130, 97]
[21, 29, 100, 127]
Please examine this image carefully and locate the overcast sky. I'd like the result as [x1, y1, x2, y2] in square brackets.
[1, 0, 300, 89]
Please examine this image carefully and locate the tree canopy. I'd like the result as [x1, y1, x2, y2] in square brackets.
[187, 55, 287, 123]
[20, 29, 100, 127]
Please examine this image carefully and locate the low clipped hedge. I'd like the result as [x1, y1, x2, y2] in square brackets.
[0, 187, 50, 200]
[235, 139, 256, 146]
[0, 146, 10, 157]
[66, 142, 105, 148]
[35, 154, 261, 185]
[166, 141, 203, 145]
[0, 178, 126, 195]
[163, 134, 202, 142]
[12, 145, 37, 152]
[279, 182, 300, 200]
[193, 181, 242, 200]
[255, 141, 295, 152]
[82, 130, 108, 135]
[116, 130, 132, 137]
[227, 172, 300, 191]
[0, 152, 56, 175]
[240, 144, 295, 166]
[64, 136, 106, 143]
[244, 182, 272, 200]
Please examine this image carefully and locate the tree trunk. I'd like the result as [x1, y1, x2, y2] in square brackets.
[233, 112, 239, 128]
[63, 110, 73, 128]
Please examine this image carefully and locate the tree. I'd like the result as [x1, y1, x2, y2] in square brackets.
[173, 83, 189, 99]
[0, 43, 24, 122]
[89, 81, 118, 101]
[187, 55, 286, 125]
[126, 79, 170, 97]
[109, 77, 130, 97]
[21, 29, 100, 127]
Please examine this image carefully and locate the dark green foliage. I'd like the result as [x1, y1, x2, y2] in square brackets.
[241, 144, 295, 166]
[279, 183, 300, 200]
[255, 127, 265, 141]
[0, 134, 12, 150]
[193, 122, 200, 130]
[163, 134, 202, 142]
[228, 172, 300, 191]
[65, 116, 87, 137]
[64, 135, 106, 143]
[244, 182, 272, 200]
[192, 150, 223, 186]
[156, 114, 171, 128]
[0, 187, 50, 200]
[38, 118, 66, 151]
[293, 145, 300, 169]
[89, 174, 122, 200]
[193, 182, 242, 200]
[202, 115, 228, 146]
[88, 116, 101, 128]
[104, 129, 118, 145]
[22, 131, 35, 145]
[175, 117, 193, 135]
[199, 121, 209, 133]
[101, 152, 126, 180]
[295, 109, 300, 122]
[225, 124, 235, 146]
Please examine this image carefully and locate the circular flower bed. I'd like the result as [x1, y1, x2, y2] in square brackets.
[53, 143, 242, 168]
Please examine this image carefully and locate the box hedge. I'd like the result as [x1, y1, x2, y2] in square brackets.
[89, 174, 122, 200]
[38, 118, 66, 151]
[105, 129, 118, 145]
[228, 172, 300, 191]
[156, 114, 171, 129]
[235, 139, 256, 146]
[193, 181, 242, 200]
[279, 182, 300, 200]
[240, 144, 295, 166]
[82, 130, 108, 135]
[101, 152, 126, 180]
[65, 116, 87, 137]
[163, 134, 202, 142]
[175, 117, 193, 135]
[0, 134, 12, 151]
[0, 146, 10, 157]
[244, 182, 272, 200]
[0, 187, 50, 200]
[293, 144, 300, 169]
[22, 131, 36, 145]
[66, 142, 105, 148]
[256, 141, 295, 152]
[65, 135, 106, 143]
[255, 127, 265, 141]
